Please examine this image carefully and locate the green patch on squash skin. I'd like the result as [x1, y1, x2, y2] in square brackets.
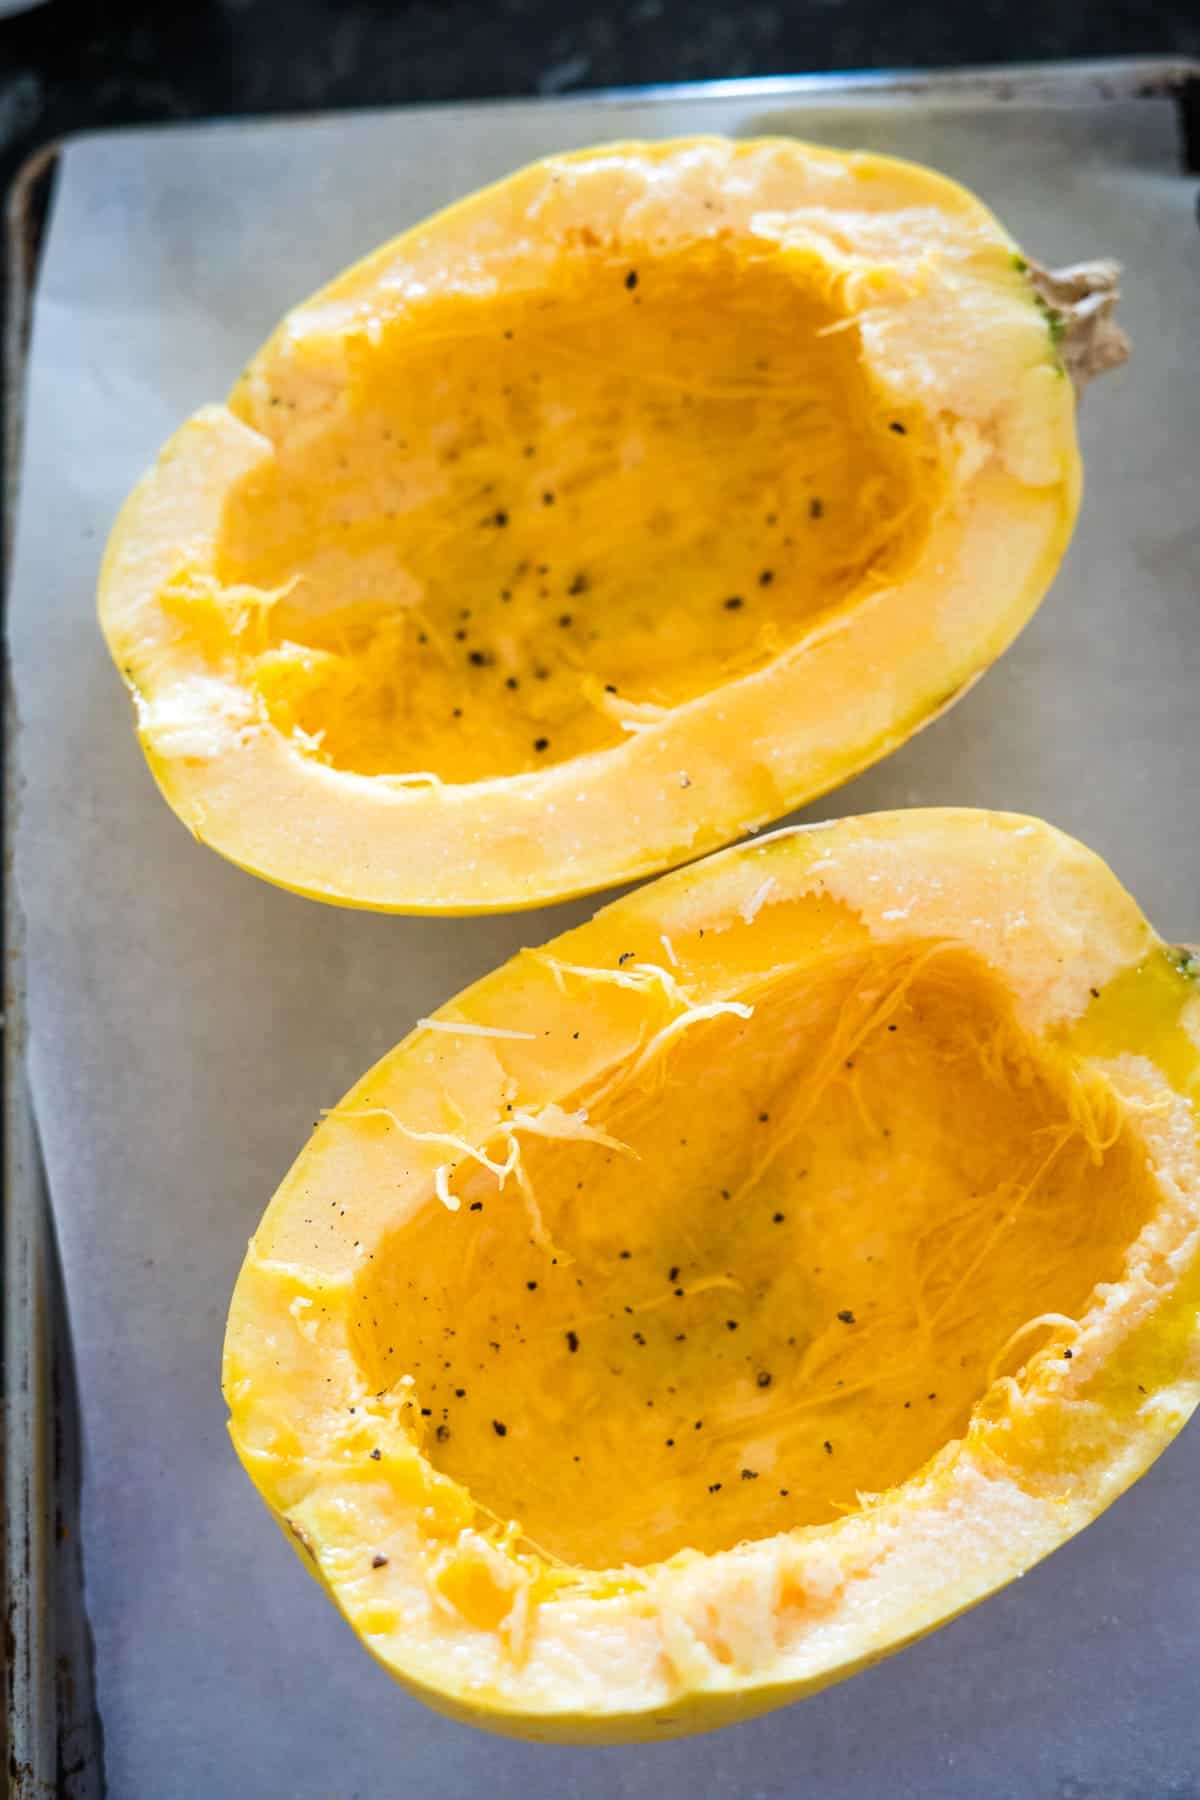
[1068, 950, 1200, 1104]
[1027, 283, 1067, 371]
[1165, 946, 1200, 983]
[1011, 257, 1064, 361]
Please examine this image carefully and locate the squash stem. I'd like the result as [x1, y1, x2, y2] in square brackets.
[1029, 259, 1130, 390]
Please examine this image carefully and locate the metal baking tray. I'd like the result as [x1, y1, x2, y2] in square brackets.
[4, 57, 1199, 1800]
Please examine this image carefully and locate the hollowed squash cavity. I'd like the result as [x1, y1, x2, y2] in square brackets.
[215, 252, 930, 783]
[353, 946, 1153, 1569]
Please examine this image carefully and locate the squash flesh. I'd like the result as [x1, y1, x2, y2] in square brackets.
[224, 811, 1200, 1738]
[215, 249, 931, 781]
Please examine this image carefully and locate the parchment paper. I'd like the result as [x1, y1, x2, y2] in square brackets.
[8, 86, 1200, 1799]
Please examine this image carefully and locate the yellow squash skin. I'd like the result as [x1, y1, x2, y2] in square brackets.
[101, 140, 1081, 912]
[224, 810, 1200, 1740]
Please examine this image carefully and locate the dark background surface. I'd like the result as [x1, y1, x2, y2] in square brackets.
[2, 0, 1200, 194]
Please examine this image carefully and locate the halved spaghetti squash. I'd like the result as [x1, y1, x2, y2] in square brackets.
[100, 140, 1123, 910]
[224, 810, 1199, 1738]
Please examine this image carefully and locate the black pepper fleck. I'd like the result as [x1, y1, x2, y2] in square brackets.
[492, 1420, 508, 1437]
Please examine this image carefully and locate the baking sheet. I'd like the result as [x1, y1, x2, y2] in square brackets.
[8, 72, 1200, 1799]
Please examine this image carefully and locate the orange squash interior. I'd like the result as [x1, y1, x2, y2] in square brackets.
[360, 944, 1153, 1570]
[215, 251, 929, 784]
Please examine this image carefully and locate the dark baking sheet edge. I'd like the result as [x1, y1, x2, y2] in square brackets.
[2, 55, 1196, 1800]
